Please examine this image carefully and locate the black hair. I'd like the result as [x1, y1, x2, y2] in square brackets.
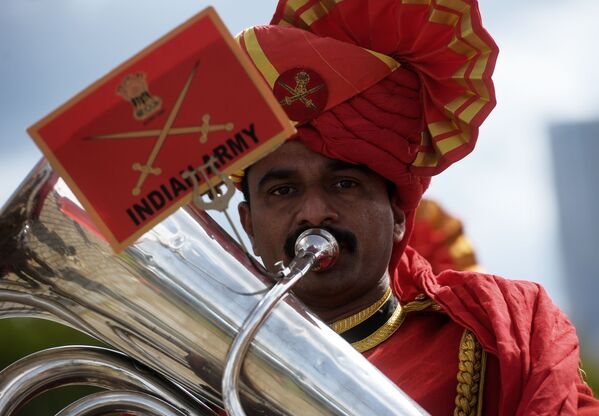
[240, 167, 251, 205]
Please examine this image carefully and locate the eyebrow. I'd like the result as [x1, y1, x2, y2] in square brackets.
[257, 160, 371, 191]
[325, 160, 371, 174]
[257, 168, 297, 191]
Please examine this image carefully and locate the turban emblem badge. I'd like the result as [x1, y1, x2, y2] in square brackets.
[273, 67, 328, 123]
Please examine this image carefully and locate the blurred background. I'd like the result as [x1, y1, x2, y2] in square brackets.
[1, 0, 597, 413]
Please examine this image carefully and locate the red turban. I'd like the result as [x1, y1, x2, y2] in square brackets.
[237, 0, 498, 263]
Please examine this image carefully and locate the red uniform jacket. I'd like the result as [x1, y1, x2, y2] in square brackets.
[367, 246, 598, 415]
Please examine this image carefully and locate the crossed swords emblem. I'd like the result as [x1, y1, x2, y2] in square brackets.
[277, 70, 324, 109]
[87, 62, 234, 197]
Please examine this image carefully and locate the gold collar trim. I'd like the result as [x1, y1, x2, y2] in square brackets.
[330, 287, 392, 334]
[351, 298, 435, 353]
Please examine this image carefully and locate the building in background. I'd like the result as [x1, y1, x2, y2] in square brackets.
[550, 120, 599, 364]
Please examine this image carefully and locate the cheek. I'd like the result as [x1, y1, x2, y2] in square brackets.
[250, 213, 288, 267]
[359, 205, 396, 255]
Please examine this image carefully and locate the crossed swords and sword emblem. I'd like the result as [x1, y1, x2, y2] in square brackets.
[277, 70, 324, 109]
[86, 62, 236, 210]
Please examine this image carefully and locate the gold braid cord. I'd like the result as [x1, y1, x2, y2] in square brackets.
[454, 329, 487, 416]
[330, 287, 392, 334]
[351, 299, 435, 353]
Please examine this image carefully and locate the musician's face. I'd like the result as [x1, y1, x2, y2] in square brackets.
[238, 141, 405, 317]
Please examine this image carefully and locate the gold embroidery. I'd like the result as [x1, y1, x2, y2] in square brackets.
[454, 329, 487, 416]
[352, 298, 435, 353]
[363, 49, 401, 71]
[412, 2, 495, 170]
[429, 9, 460, 26]
[428, 119, 458, 138]
[330, 287, 391, 333]
[436, 133, 470, 155]
[281, 0, 313, 29]
[436, 0, 470, 12]
[241, 28, 280, 88]
[273, 1, 495, 172]
[298, 0, 343, 28]
[412, 145, 439, 168]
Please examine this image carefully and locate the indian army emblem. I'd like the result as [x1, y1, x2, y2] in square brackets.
[90, 63, 234, 196]
[117, 72, 163, 121]
[273, 67, 328, 123]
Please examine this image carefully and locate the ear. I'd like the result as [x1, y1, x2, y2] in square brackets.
[392, 204, 406, 243]
[238, 201, 260, 256]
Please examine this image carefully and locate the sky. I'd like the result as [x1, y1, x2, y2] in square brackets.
[1, 0, 599, 315]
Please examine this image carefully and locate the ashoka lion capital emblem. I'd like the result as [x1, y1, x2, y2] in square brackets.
[117, 72, 162, 121]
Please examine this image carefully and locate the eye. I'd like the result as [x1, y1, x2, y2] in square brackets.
[270, 185, 295, 196]
[333, 179, 358, 189]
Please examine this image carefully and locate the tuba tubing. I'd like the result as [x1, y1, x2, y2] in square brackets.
[0, 345, 213, 416]
[0, 161, 428, 415]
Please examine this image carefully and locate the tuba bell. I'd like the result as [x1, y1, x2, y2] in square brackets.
[0, 161, 427, 415]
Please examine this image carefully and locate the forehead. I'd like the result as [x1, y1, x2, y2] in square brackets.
[252, 141, 333, 173]
[247, 141, 365, 184]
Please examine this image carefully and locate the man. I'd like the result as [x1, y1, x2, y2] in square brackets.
[234, 0, 599, 414]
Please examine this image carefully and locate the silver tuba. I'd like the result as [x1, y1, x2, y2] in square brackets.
[0, 161, 427, 415]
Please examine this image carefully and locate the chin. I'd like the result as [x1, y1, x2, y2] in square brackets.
[292, 269, 355, 300]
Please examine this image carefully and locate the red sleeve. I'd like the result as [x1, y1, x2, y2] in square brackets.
[432, 274, 599, 415]
[396, 249, 599, 415]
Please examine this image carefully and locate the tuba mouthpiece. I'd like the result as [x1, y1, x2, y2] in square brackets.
[294, 228, 339, 272]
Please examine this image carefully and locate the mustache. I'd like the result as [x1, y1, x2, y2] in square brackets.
[283, 225, 357, 260]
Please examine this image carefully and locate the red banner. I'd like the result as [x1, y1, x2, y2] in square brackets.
[28, 7, 295, 252]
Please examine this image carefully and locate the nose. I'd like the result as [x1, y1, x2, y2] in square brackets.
[295, 187, 339, 226]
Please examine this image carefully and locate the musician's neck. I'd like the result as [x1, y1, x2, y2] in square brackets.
[305, 275, 391, 324]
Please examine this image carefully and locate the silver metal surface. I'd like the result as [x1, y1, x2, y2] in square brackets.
[0, 161, 428, 415]
[294, 228, 339, 272]
[55, 390, 188, 416]
[0, 345, 211, 416]
[223, 229, 339, 416]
